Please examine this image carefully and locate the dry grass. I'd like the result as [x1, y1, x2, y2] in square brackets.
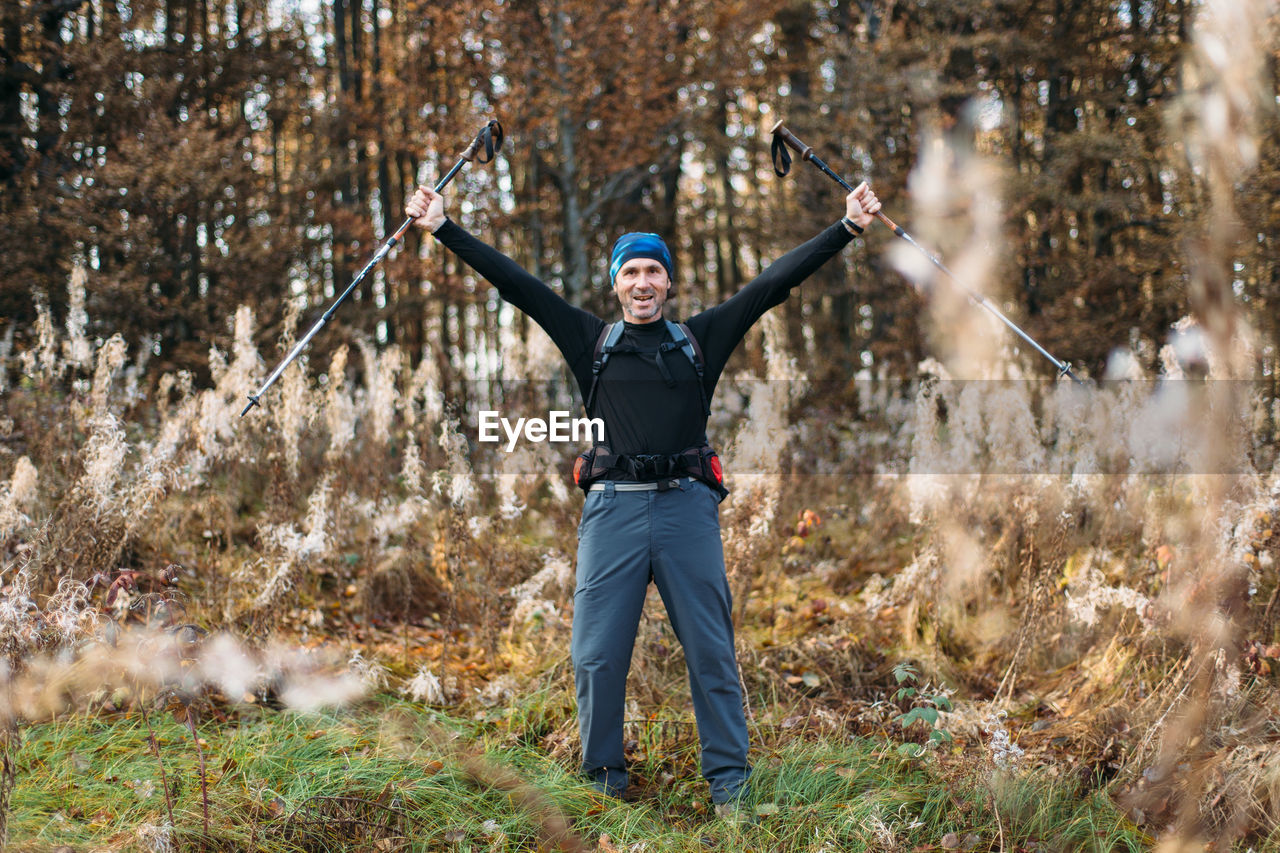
[4, 260, 1280, 851]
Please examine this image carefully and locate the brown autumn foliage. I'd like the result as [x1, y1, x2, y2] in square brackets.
[4, 0, 1278, 385]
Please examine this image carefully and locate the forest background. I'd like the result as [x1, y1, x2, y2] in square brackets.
[2, 0, 1280, 850]
[5, 0, 1279, 381]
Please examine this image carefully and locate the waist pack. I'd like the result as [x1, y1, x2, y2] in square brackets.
[573, 444, 728, 501]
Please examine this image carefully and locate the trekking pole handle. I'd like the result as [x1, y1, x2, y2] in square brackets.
[388, 119, 505, 244]
[460, 118, 504, 161]
[770, 120, 814, 163]
[771, 119, 905, 235]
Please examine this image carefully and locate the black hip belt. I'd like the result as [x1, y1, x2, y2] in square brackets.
[573, 444, 728, 500]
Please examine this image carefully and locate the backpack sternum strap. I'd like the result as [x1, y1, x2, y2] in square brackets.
[585, 320, 709, 418]
[664, 321, 704, 378]
[664, 321, 709, 416]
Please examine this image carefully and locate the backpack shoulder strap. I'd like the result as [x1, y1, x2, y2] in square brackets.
[664, 320, 704, 376]
[664, 320, 711, 417]
[586, 321, 625, 417]
[593, 321, 625, 372]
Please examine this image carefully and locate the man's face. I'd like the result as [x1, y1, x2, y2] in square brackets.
[613, 258, 671, 324]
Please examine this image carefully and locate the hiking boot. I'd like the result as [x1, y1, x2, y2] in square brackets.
[589, 782, 625, 801]
[586, 769, 628, 801]
[713, 800, 755, 826]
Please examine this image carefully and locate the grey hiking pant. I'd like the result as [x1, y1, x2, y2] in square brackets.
[572, 478, 749, 803]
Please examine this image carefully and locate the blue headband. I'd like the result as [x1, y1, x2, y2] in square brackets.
[609, 232, 673, 284]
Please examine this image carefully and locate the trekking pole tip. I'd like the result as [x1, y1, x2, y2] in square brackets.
[1058, 362, 1088, 386]
[240, 396, 259, 417]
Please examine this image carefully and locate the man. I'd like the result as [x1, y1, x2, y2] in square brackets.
[406, 179, 881, 810]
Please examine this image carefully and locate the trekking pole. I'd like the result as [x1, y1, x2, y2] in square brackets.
[769, 119, 1083, 384]
[241, 119, 505, 417]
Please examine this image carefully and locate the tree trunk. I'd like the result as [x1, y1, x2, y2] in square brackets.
[551, 1, 587, 302]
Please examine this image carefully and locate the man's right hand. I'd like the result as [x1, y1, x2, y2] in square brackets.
[846, 182, 881, 230]
[406, 185, 446, 233]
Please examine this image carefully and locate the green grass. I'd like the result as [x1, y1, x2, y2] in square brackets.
[8, 694, 1150, 852]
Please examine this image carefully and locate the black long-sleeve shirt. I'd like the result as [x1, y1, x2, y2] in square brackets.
[434, 219, 854, 457]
